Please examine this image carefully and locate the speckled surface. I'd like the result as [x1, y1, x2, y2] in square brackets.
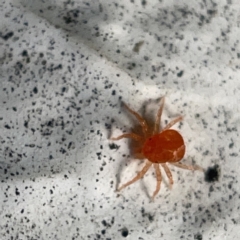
[1, 0, 240, 239]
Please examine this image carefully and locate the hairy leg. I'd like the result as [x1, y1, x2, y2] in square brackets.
[111, 133, 142, 141]
[153, 97, 165, 134]
[161, 163, 174, 187]
[152, 164, 162, 201]
[161, 116, 183, 131]
[117, 161, 152, 192]
[170, 162, 203, 171]
[123, 102, 148, 136]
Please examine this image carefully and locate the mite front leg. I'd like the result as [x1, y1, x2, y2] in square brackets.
[117, 161, 152, 192]
[122, 102, 148, 136]
[154, 97, 165, 134]
[161, 116, 183, 131]
[111, 133, 142, 141]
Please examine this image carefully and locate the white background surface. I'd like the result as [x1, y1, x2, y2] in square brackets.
[1, 0, 240, 239]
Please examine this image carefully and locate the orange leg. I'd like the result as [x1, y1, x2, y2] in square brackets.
[111, 133, 142, 141]
[152, 163, 162, 201]
[123, 102, 148, 136]
[161, 163, 174, 187]
[117, 161, 152, 191]
[170, 162, 203, 171]
[153, 97, 165, 134]
[161, 116, 183, 131]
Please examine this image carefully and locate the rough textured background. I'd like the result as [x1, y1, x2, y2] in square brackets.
[0, 0, 240, 239]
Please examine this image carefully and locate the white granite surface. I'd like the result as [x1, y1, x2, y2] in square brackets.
[0, 0, 240, 239]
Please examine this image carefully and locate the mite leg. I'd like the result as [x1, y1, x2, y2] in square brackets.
[153, 97, 165, 134]
[161, 116, 183, 131]
[170, 162, 204, 171]
[161, 163, 174, 188]
[152, 164, 162, 201]
[123, 102, 148, 136]
[117, 161, 152, 192]
[111, 133, 142, 141]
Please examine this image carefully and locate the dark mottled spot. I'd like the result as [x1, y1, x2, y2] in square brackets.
[207, 9, 217, 15]
[60, 148, 66, 154]
[177, 70, 184, 77]
[121, 228, 129, 237]
[229, 142, 234, 148]
[1, 31, 14, 41]
[141, 0, 147, 6]
[24, 121, 28, 128]
[63, 16, 73, 24]
[205, 165, 220, 182]
[133, 41, 144, 53]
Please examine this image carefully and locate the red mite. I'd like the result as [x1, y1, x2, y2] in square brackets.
[111, 97, 202, 200]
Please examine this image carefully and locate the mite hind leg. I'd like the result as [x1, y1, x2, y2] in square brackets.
[151, 164, 162, 201]
[161, 163, 174, 188]
[170, 162, 203, 171]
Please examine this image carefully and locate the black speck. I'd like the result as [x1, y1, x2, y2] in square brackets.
[102, 220, 107, 227]
[33, 87, 38, 94]
[21, 209, 24, 214]
[194, 233, 203, 240]
[22, 50, 28, 57]
[205, 165, 220, 182]
[112, 90, 116, 95]
[177, 70, 184, 77]
[121, 228, 129, 237]
[109, 143, 120, 150]
[4, 124, 11, 129]
[15, 188, 20, 196]
[50, 189, 53, 194]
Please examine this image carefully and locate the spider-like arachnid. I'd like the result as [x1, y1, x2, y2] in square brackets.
[111, 97, 203, 200]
